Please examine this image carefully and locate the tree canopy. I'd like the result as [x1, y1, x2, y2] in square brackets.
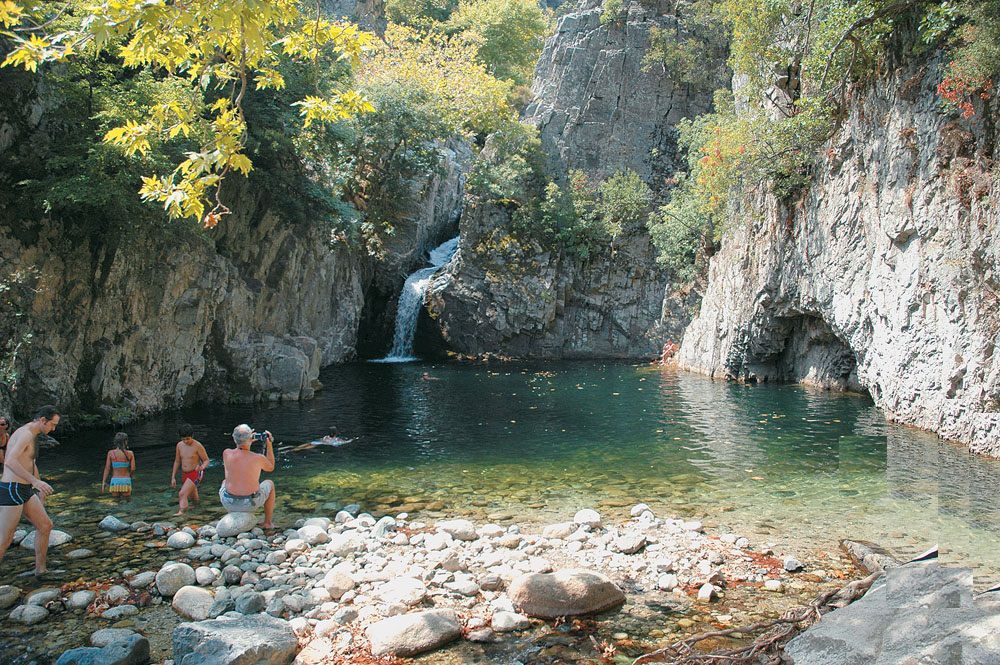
[1, 0, 375, 226]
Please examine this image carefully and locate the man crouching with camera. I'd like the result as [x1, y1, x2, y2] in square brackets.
[220, 424, 277, 529]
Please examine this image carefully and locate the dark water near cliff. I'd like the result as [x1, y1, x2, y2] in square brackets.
[8, 361, 999, 586]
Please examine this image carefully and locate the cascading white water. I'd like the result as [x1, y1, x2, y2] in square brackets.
[375, 236, 459, 363]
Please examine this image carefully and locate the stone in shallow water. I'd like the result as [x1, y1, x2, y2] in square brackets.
[172, 614, 297, 664]
[128, 571, 156, 589]
[55, 634, 149, 665]
[0, 585, 21, 609]
[172, 585, 215, 621]
[102, 604, 139, 620]
[26, 588, 60, 605]
[167, 531, 195, 549]
[68, 590, 96, 610]
[90, 628, 137, 647]
[365, 609, 461, 657]
[67, 548, 96, 560]
[216, 513, 258, 538]
[509, 570, 625, 618]
[99, 516, 130, 532]
[20, 529, 72, 549]
[10, 604, 48, 624]
[156, 562, 196, 597]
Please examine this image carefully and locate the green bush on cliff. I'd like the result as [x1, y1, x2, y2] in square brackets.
[643, 0, 729, 93]
[350, 23, 519, 256]
[650, 0, 1000, 277]
[0, 267, 39, 392]
[447, 0, 550, 86]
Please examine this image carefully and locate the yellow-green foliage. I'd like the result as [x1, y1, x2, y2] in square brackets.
[600, 0, 626, 25]
[385, 0, 460, 27]
[643, 0, 729, 93]
[1, 0, 374, 225]
[361, 24, 516, 137]
[446, 0, 549, 86]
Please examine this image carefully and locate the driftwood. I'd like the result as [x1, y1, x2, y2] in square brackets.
[630, 571, 882, 665]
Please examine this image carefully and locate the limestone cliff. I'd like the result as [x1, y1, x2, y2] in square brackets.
[677, 57, 1000, 455]
[0, 183, 365, 419]
[425, 0, 710, 358]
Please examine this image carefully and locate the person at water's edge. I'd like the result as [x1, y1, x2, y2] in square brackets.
[171, 423, 209, 516]
[0, 406, 58, 577]
[220, 424, 276, 529]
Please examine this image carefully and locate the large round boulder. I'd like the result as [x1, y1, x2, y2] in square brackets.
[172, 586, 215, 621]
[20, 529, 72, 549]
[156, 562, 196, 597]
[508, 569, 626, 618]
[216, 513, 258, 538]
[365, 609, 461, 657]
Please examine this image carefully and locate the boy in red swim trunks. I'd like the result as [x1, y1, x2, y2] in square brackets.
[170, 423, 209, 516]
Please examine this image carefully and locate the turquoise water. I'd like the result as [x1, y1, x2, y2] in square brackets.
[4, 361, 1000, 662]
[5, 361, 1000, 588]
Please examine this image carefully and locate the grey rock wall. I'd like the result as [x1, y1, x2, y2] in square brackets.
[0, 181, 365, 418]
[425, 0, 710, 358]
[524, 0, 713, 185]
[677, 58, 1000, 455]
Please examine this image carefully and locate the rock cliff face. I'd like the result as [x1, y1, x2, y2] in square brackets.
[425, 0, 710, 358]
[677, 58, 1000, 455]
[0, 181, 365, 418]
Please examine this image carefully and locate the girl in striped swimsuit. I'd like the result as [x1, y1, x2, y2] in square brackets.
[102, 432, 135, 500]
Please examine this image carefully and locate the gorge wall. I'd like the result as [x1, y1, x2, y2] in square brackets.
[0, 188, 365, 418]
[425, 0, 710, 358]
[677, 57, 1000, 455]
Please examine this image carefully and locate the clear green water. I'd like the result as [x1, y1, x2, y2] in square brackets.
[4, 361, 1000, 661]
[7, 361, 998, 585]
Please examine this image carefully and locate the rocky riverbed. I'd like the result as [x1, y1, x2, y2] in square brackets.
[0, 503, 863, 664]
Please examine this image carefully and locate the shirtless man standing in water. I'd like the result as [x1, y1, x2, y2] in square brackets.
[170, 423, 209, 516]
[0, 406, 58, 577]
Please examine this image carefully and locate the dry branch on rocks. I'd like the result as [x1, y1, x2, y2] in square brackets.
[631, 572, 881, 665]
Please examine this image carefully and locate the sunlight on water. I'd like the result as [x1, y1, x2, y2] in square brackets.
[16, 362, 1000, 590]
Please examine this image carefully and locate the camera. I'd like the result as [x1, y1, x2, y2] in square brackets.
[252, 430, 271, 443]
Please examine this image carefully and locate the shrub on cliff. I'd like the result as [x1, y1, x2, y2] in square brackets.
[649, 0, 1000, 277]
[349, 23, 517, 256]
[446, 0, 549, 87]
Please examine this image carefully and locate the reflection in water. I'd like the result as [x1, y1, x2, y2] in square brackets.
[9, 361, 1000, 590]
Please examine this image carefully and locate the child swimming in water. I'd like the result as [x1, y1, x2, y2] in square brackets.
[285, 428, 354, 452]
[102, 432, 135, 500]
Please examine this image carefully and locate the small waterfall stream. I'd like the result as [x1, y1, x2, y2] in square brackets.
[375, 236, 459, 362]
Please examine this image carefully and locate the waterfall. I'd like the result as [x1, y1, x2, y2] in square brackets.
[375, 236, 459, 362]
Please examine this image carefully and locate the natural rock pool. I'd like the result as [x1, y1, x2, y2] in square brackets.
[3, 362, 1000, 661]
